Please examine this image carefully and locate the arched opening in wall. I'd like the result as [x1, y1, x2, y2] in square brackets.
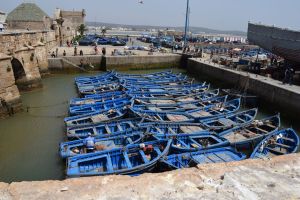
[11, 58, 26, 82]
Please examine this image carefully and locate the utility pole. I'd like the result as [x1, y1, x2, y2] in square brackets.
[183, 0, 190, 47]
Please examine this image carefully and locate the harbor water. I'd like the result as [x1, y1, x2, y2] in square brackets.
[0, 69, 299, 183]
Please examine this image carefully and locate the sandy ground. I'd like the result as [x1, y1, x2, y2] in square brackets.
[1, 153, 300, 200]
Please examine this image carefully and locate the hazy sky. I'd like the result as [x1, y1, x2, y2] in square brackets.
[2, 0, 300, 31]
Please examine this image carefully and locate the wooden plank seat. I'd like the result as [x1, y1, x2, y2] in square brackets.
[180, 104, 198, 109]
[274, 143, 292, 149]
[150, 100, 176, 105]
[280, 137, 295, 142]
[91, 114, 109, 123]
[166, 114, 189, 122]
[265, 147, 286, 155]
[177, 97, 196, 102]
[189, 110, 212, 118]
[219, 118, 235, 127]
[180, 126, 204, 133]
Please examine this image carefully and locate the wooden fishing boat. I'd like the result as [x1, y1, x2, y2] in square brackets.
[76, 76, 118, 87]
[154, 133, 229, 153]
[186, 98, 241, 120]
[159, 147, 246, 170]
[128, 83, 209, 93]
[139, 122, 209, 135]
[128, 86, 209, 99]
[64, 108, 127, 127]
[75, 71, 115, 83]
[133, 93, 224, 106]
[222, 89, 258, 107]
[66, 118, 142, 139]
[219, 114, 280, 148]
[121, 80, 199, 89]
[66, 139, 172, 177]
[70, 91, 127, 106]
[200, 108, 258, 131]
[132, 96, 228, 113]
[175, 89, 220, 102]
[250, 128, 300, 159]
[77, 80, 120, 91]
[69, 97, 132, 116]
[129, 108, 195, 123]
[78, 83, 122, 96]
[60, 132, 145, 158]
[115, 70, 173, 78]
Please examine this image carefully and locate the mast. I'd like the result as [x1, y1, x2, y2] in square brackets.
[183, 0, 190, 47]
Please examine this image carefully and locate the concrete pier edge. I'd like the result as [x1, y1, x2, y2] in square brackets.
[0, 153, 299, 199]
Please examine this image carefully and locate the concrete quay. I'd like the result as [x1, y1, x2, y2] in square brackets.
[0, 153, 299, 200]
[187, 58, 300, 115]
[48, 54, 181, 71]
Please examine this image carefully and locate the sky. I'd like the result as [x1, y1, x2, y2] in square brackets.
[2, 0, 300, 31]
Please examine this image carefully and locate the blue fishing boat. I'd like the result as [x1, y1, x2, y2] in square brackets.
[154, 133, 229, 153]
[78, 83, 122, 96]
[139, 122, 209, 135]
[69, 97, 132, 116]
[70, 91, 127, 106]
[122, 80, 200, 89]
[200, 108, 258, 131]
[76, 76, 118, 87]
[75, 71, 115, 83]
[84, 91, 126, 99]
[133, 94, 225, 107]
[175, 89, 220, 102]
[64, 108, 127, 127]
[132, 96, 228, 113]
[128, 83, 209, 93]
[186, 98, 241, 120]
[219, 114, 280, 148]
[77, 80, 120, 91]
[66, 118, 142, 139]
[159, 147, 246, 170]
[60, 132, 145, 158]
[250, 128, 300, 159]
[128, 86, 209, 98]
[115, 70, 173, 78]
[130, 108, 195, 123]
[66, 139, 172, 177]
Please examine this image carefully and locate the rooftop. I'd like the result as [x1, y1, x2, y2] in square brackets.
[6, 3, 49, 22]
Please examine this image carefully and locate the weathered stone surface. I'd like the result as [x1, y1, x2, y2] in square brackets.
[1, 154, 299, 200]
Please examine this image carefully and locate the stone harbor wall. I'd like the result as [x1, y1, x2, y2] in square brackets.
[0, 55, 22, 117]
[187, 58, 300, 116]
[0, 30, 58, 117]
[0, 153, 299, 200]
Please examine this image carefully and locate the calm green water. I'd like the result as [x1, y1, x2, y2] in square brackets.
[0, 68, 299, 183]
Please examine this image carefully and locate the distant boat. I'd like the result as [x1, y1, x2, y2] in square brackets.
[250, 128, 300, 159]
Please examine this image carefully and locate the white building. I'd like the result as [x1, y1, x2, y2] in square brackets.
[0, 11, 6, 32]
